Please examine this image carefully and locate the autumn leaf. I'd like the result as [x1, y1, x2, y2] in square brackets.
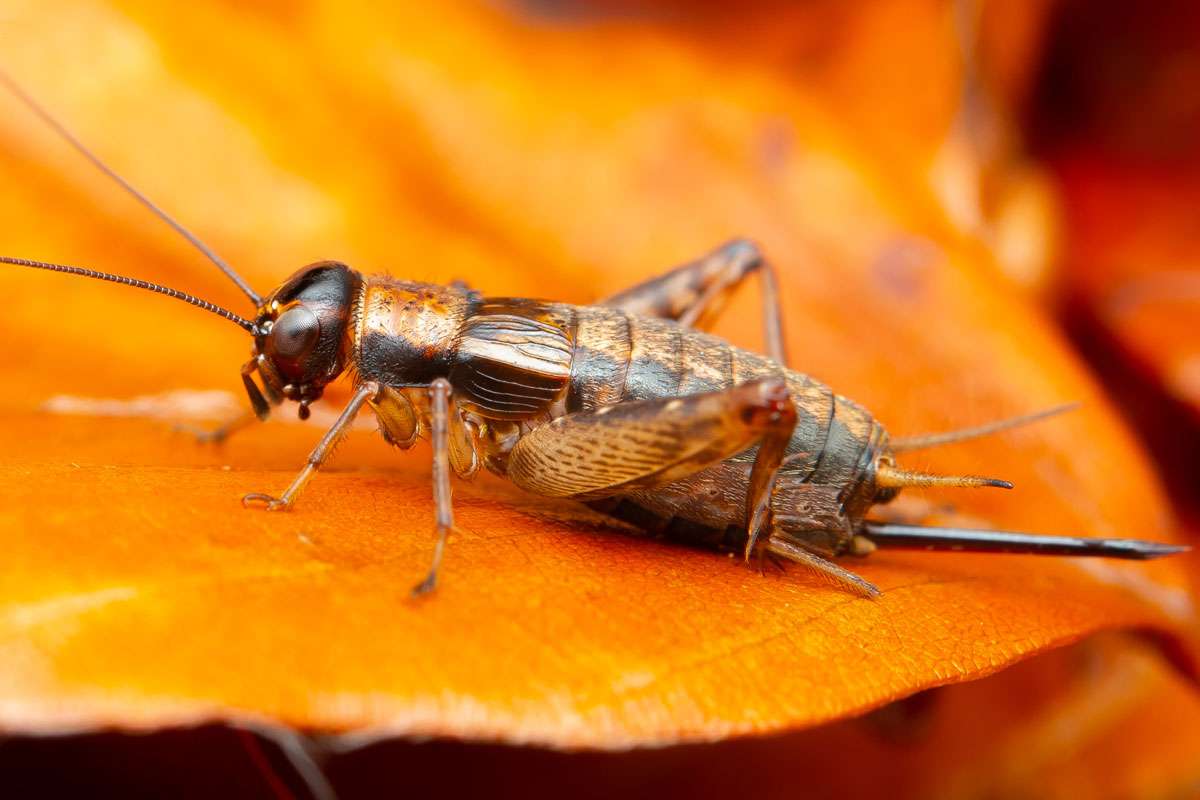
[0, 0, 1195, 755]
[295, 634, 1200, 799]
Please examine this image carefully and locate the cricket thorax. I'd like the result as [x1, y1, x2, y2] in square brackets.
[354, 276, 475, 386]
[356, 281, 578, 477]
[355, 279, 576, 409]
[447, 298, 576, 421]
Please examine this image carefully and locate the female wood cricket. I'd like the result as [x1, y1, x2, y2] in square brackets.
[1, 73, 1185, 598]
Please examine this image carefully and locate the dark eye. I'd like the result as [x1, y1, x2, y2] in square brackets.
[268, 305, 320, 363]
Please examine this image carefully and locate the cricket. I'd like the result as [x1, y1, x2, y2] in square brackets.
[1, 73, 1186, 598]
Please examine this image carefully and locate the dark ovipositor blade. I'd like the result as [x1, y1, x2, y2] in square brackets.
[860, 522, 1189, 560]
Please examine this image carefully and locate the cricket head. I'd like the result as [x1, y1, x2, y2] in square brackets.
[0, 254, 365, 424]
[245, 261, 364, 420]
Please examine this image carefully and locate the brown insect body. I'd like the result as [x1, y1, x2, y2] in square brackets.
[339, 269, 888, 563]
[2, 73, 1186, 599]
[164, 242, 1200, 596]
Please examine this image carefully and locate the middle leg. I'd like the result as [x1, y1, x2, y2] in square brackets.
[412, 378, 455, 597]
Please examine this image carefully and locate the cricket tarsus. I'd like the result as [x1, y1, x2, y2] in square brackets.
[861, 522, 1189, 560]
[0, 67, 262, 305]
[766, 538, 881, 598]
[242, 382, 382, 511]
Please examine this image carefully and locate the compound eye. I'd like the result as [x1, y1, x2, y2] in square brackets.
[268, 305, 321, 365]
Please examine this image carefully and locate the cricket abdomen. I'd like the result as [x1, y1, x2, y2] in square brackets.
[568, 306, 887, 543]
[568, 307, 880, 484]
[591, 458, 866, 558]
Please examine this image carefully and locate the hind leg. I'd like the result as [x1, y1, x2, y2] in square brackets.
[766, 537, 880, 598]
[600, 239, 788, 365]
[766, 481, 879, 596]
[508, 378, 797, 568]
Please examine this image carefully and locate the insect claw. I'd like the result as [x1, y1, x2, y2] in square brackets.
[242, 493, 290, 511]
[410, 572, 438, 597]
[764, 549, 789, 575]
[173, 422, 228, 445]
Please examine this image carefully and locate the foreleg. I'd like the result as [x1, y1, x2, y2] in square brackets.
[179, 358, 275, 444]
[242, 381, 381, 511]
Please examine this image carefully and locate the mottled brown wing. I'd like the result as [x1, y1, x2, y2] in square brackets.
[506, 379, 788, 500]
[449, 299, 575, 420]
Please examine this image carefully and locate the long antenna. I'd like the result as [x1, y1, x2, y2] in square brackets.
[0, 68, 262, 306]
[1, 256, 257, 332]
[891, 403, 1080, 453]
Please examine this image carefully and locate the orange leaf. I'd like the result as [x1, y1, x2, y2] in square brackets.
[0, 1, 1194, 748]
[304, 635, 1200, 798]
